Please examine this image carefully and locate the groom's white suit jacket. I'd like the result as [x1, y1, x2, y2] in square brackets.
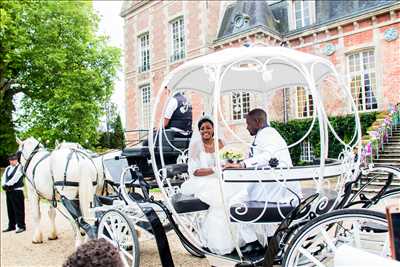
[242, 127, 302, 203]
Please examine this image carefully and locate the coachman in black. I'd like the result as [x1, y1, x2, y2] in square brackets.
[2, 154, 26, 233]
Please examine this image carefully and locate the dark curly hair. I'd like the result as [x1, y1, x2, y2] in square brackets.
[197, 117, 214, 130]
[63, 238, 123, 267]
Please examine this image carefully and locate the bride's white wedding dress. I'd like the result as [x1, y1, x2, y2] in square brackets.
[181, 150, 238, 255]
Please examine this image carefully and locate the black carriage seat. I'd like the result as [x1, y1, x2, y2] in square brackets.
[230, 188, 338, 223]
[95, 195, 118, 206]
[171, 193, 209, 213]
[122, 130, 191, 158]
[122, 131, 191, 177]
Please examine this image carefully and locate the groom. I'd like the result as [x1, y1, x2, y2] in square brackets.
[224, 108, 296, 201]
[224, 108, 299, 253]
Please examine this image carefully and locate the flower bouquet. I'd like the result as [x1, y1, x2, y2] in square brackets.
[220, 150, 244, 164]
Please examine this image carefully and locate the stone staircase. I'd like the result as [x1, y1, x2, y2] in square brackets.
[358, 128, 400, 193]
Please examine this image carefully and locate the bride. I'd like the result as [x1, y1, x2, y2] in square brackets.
[181, 116, 237, 255]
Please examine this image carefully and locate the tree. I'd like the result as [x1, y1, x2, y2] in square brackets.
[97, 103, 125, 150]
[110, 114, 125, 149]
[0, 1, 120, 163]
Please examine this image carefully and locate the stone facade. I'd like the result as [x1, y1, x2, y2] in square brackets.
[121, 1, 400, 143]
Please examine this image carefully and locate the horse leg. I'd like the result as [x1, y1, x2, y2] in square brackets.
[48, 206, 58, 240]
[30, 193, 43, 244]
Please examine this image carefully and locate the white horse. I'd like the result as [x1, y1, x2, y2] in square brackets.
[16, 137, 97, 246]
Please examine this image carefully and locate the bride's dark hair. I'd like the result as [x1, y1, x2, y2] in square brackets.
[197, 117, 214, 130]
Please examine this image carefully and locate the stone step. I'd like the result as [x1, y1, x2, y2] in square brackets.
[358, 182, 400, 188]
[379, 146, 400, 151]
[383, 142, 400, 145]
[373, 163, 400, 168]
[373, 158, 400, 162]
[379, 147, 400, 152]
[361, 175, 400, 180]
[352, 186, 399, 194]
[378, 154, 400, 159]
[386, 141, 400, 144]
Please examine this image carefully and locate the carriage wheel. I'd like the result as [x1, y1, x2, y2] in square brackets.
[98, 209, 140, 267]
[367, 188, 400, 212]
[283, 209, 388, 267]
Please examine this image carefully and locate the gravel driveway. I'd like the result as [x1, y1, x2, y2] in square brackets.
[0, 192, 208, 267]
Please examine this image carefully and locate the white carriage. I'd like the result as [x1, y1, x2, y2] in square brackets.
[95, 47, 400, 267]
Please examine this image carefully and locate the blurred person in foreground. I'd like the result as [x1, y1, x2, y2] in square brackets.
[63, 238, 123, 267]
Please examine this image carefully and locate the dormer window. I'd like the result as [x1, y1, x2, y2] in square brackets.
[233, 14, 250, 29]
[290, 0, 315, 30]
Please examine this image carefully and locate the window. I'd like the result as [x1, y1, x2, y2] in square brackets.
[348, 50, 378, 111]
[232, 92, 250, 120]
[300, 140, 314, 162]
[292, 0, 313, 29]
[138, 33, 150, 72]
[140, 84, 151, 131]
[296, 87, 314, 118]
[170, 17, 185, 62]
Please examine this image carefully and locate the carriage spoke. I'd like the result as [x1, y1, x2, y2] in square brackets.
[119, 250, 130, 267]
[122, 225, 130, 237]
[110, 217, 120, 243]
[352, 221, 361, 248]
[298, 247, 325, 267]
[101, 233, 117, 246]
[120, 246, 134, 261]
[320, 227, 337, 252]
[103, 221, 116, 242]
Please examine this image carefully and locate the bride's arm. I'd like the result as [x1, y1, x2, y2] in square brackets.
[193, 167, 215, 176]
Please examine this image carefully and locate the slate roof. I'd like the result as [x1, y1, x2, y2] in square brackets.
[217, 1, 280, 38]
[216, 0, 397, 41]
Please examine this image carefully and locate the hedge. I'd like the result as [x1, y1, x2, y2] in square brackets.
[271, 112, 378, 165]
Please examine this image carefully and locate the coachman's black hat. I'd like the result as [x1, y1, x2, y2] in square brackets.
[8, 154, 18, 161]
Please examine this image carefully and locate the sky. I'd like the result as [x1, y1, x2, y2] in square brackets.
[92, 1, 125, 127]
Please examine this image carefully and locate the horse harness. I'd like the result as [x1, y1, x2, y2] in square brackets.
[20, 145, 98, 208]
[52, 148, 99, 188]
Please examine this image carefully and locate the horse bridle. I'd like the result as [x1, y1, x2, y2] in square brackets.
[18, 142, 42, 176]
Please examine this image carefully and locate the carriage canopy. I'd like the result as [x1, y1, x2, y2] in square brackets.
[163, 46, 335, 95]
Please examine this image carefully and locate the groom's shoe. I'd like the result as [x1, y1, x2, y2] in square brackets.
[240, 241, 264, 255]
[2, 227, 16, 233]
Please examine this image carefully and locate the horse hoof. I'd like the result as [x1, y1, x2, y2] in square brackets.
[48, 236, 58, 240]
[32, 240, 43, 244]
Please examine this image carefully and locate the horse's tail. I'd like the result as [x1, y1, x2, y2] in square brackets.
[78, 157, 95, 220]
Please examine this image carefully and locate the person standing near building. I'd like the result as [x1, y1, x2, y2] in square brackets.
[163, 90, 193, 138]
[2, 153, 26, 233]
